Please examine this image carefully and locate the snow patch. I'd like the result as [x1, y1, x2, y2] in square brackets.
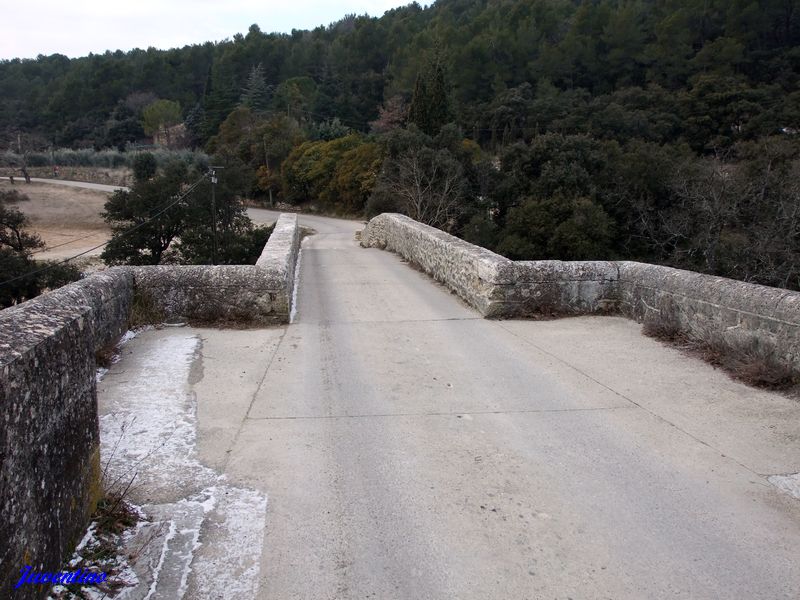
[95, 331, 267, 599]
[96, 367, 109, 383]
[48, 516, 142, 600]
[769, 473, 800, 500]
[143, 519, 177, 600]
[96, 328, 149, 383]
[188, 486, 268, 599]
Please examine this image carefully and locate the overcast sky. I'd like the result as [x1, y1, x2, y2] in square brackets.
[0, 1, 428, 60]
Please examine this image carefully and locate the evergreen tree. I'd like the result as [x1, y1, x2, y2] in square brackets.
[202, 61, 239, 142]
[184, 102, 206, 147]
[0, 190, 80, 307]
[240, 64, 271, 112]
[408, 55, 452, 136]
[408, 73, 430, 134]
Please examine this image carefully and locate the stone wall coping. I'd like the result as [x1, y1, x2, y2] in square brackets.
[256, 213, 300, 274]
[0, 269, 134, 367]
[618, 261, 800, 326]
[366, 213, 516, 283]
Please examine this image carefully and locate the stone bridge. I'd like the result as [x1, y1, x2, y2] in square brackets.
[2, 211, 800, 599]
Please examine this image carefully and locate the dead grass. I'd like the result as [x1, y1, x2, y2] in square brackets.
[50, 475, 143, 599]
[129, 292, 166, 328]
[643, 317, 799, 394]
[93, 490, 139, 538]
[95, 345, 116, 369]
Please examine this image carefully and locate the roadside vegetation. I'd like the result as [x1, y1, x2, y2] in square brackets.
[101, 152, 271, 267]
[0, 150, 270, 306]
[0, 0, 798, 290]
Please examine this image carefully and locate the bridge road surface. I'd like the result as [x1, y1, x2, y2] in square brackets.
[199, 210, 800, 599]
[28, 180, 800, 597]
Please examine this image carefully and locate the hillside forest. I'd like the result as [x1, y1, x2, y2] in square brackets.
[1, 0, 799, 290]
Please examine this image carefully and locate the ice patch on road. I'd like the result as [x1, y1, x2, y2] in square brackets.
[187, 486, 268, 598]
[96, 328, 148, 383]
[98, 332, 267, 599]
[101, 334, 214, 496]
[769, 473, 800, 500]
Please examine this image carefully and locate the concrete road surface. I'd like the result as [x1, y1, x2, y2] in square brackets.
[102, 212, 800, 599]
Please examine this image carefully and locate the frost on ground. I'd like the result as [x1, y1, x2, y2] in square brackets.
[48, 514, 143, 600]
[60, 330, 268, 599]
[100, 334, 217, 498]
[769, 473, 800, 500]
[96, 329, 145, 383]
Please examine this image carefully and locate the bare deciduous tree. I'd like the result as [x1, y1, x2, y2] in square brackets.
[632, 138, 800, 290]
[375, 147, 465, 230]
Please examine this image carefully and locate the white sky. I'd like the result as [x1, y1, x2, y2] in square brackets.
[0, 1, 428, 60]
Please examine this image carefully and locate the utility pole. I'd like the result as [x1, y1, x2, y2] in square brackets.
[209, 166, 224, 265]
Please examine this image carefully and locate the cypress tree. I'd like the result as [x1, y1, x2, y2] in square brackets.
[407, 55, 452, 136]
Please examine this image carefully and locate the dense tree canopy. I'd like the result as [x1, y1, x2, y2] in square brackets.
[2, 0, 797, 150]
[101, 153, 270, 266]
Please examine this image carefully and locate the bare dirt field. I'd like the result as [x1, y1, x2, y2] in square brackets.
[1, 180, 111, 261]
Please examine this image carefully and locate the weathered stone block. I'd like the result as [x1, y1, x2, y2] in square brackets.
[361, 213, 516, 316]
[618, 261, 800, 367]
[131, 265, 287, 325]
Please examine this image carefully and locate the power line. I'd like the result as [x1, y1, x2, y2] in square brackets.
[32, 229, 108, 255]
[31, 178, 196, 255]
[0, 174, 208, 290]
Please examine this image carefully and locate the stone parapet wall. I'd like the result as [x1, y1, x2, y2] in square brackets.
[502, 261, 620, 317]
[361, 214, 620, 318]
[133, 213, 301, 326]
[361, 213, 800, 371]
[256, 213, 301, 313]
[0, 270, 133, 600]
[0, 213, 300, 599]
[618, 261, 800, 368]
[131, 265, 289, 325]
[361, 213, 519, 316]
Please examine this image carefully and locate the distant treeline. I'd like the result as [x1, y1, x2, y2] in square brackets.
[0, 148, 208, 169]
[1, 0, 797, 150]
[1, 0, 799, 290]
